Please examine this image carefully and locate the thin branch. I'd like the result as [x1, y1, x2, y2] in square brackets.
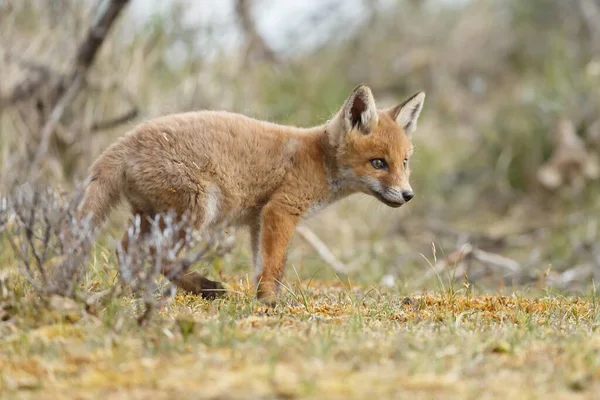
[235, 0, 278, 67]
[91, 105, 138, 131]
[471, 248, 521, 274]
[30, 73, 83, 175]
[75, 0, 132, 72]
[295, 225, 347, 275]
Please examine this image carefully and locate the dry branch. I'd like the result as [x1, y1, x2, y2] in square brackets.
[30, 73, 84, 175]
[91, 106, 138, 131]
[471, 248, 521, 274]
[89, 83, 139, 131]
[20, 0, 132, 177]
[75, 0, 131, 72]
[296, 225, 347, 275]
[418, 242, 523, 286]
[546, 264, 594, 288]
[235, 0, 278, 67]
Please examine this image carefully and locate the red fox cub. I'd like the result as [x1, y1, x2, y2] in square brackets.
[80, 84, 425, 304]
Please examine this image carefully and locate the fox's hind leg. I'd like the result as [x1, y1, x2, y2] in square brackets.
[117, 211, 225, 299]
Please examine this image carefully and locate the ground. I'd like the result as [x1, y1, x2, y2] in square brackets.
[1, 274, 599, 400]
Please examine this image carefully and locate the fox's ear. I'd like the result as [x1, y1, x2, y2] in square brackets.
[389, 91, 425, 134]
[342, 85, 378, 135]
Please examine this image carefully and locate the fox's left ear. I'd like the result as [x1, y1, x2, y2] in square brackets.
[388, 91, 425, 134]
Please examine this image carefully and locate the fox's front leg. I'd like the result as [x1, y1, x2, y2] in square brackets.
[252, 202, 299, 305]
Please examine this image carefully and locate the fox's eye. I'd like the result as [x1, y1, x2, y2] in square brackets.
[403, 158, 408, 169]
[370, 158, 387, 170]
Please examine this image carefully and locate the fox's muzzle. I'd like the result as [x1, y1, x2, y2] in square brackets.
[370, 186, 414, 208]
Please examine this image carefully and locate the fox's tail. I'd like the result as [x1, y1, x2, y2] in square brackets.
[79, 143, 125, 227]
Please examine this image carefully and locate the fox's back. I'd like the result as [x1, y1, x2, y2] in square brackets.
[116, 111, 301, 223]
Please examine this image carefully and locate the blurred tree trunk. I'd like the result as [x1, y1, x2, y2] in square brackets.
[235, 0, 278, 68]
[5, 0, 132, 182]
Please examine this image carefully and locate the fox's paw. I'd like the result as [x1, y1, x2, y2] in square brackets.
[258, 294, 279, 307]
[256, 284, 279, 307]
[174, 272, 226, 299]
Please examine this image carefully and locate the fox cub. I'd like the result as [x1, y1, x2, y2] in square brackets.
[80, 85, 425, 304]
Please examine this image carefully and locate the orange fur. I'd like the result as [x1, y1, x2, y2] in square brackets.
[79, 85, 426, 304]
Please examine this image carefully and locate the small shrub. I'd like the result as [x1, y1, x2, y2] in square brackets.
[6, 183, 96, 302]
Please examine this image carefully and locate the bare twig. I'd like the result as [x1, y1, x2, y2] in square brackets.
[235, 0, 278, 67]
[296, 225, 347, 275]
[418, 242, 522, 286]
[76, 0, 132, 71]
[30, 73, 84, 175]
[91, 106, 138, 131]
[5, 0, 130, 108]
[471, 248, 521, 274]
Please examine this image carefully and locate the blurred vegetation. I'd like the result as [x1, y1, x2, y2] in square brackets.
[2, 0, 600, 293]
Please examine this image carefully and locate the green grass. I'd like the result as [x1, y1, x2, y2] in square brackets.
[1, 257, 599, 399]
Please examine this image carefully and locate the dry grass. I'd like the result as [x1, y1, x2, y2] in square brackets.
[1, 266, 599, 399]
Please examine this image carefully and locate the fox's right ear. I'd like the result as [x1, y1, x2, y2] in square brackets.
[341, 85, 378, 135]
[326, 85, 378, 146]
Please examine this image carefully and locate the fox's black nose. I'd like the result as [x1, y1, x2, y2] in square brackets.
[402, 190, 414, 202]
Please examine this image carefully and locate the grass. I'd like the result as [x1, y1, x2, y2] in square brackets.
[1, 259, 600, 399]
